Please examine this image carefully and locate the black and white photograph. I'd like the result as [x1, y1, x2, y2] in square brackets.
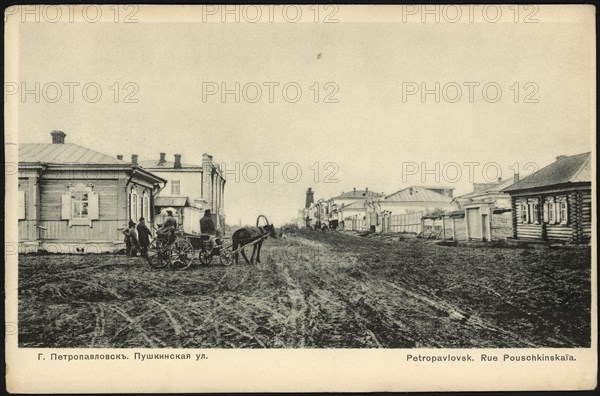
[4, 4, 596, 393]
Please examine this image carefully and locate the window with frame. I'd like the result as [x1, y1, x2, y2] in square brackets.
[171, 180, 181, 195]
[559, 200, 568, 224]
[71, 192, 89, 218]
[548, 202, 555, 223]
[137, 194, 142, 220]
[532, 202, 539, 223]
[520, 203, 528, 223]
[61, 184, 99, 226]
[143, 194, 150, 220]
[130, 191, 138, 220]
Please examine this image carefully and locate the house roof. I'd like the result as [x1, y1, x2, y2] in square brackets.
[332, 190, 384, 200]
[384, 186, 453, 203]
[139, 159, 203, 169]
[458, 176, 517, 199]
[19, 143, 126, 165]
[502, 152, 591, 193]
[420, 185, 456, 191]
[339, 201, 366, 210]
[154, 196, 191, 207]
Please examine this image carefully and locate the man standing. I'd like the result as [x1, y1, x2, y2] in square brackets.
[137, 217, 152, 256]
[125, 220, 139, 256]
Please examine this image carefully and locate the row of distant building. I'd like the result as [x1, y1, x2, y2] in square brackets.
[18, 130, 226, 253]
[298, 152, 592, 244]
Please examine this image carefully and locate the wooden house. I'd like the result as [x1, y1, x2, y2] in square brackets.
[502, 152, 592, 244]
[18, 131, 166, 253]
[377, 186, 456, 215]
[366, 186, 457, 232]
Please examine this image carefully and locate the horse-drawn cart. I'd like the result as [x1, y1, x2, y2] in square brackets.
[146, 227, 233, 270]
[146, 215, 275, 270]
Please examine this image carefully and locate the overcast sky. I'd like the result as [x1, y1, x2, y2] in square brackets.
[9, 5, 594, 226]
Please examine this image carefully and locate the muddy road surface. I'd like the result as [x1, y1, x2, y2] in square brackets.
[19, 231, 590, 348]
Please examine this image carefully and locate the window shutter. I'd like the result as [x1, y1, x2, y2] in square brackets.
[61, 192, 72, 220]
[88, 191, 99, 220]
[543, 203, 548, 223]
[18, 190, 26, 220]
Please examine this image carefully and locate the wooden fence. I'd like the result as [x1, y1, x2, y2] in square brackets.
[420, 211, 511, 241]
[387, 211, 423, 234]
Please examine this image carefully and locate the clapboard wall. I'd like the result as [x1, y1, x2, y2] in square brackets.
[23, 169, 154, 245]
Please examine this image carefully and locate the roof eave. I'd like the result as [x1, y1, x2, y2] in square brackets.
[503, 181, 591, 195]
[133, 167, 167, 184]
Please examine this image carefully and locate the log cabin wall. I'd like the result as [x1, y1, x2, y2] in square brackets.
[581, 190, 592, 242]
[511, 187, 591, 243]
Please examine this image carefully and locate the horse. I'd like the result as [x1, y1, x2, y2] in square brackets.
[232, 215, 277, 264]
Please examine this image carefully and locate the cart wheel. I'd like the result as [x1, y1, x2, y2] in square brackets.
[147, 239, 170, 268]
[170, 239, 194, 270]
[219, 248, 233, 266]
[199, 248, 213, 266]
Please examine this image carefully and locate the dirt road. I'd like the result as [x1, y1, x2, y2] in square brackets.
[19, 231, 590, 348]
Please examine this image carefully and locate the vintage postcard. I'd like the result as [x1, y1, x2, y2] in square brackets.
[4, 4, 596, 393]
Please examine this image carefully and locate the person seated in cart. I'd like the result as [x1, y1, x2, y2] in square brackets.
[200, 209, 222, 252]
[157, 210, 177, 244]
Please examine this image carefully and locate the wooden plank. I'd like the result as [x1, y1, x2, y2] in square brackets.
[38, 220, 121, 242]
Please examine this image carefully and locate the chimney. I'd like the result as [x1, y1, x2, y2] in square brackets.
[365, 187, 369, 193]
[514, 172, 520, 183]
[353, 187, 356, 194]
[50, 130, 66, 144]
[174, 154, 182, 169]
[116, 154, 123, 160]
[556, 155, 567, 161]
[131, 154, 138, 167]
[158, 152, 166, 165]
[497, 177, 502, 183]
[305, 187, 314, 209]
